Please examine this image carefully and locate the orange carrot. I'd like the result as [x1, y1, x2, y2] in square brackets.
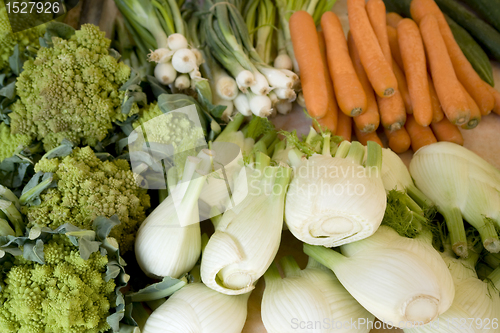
[321, 12, 367, 117]
[487, 85, 500, 115]
[290, 11, 329, 119]
[354, 125, 383, 147]
[366, 0, 392, 65]
[428, 73, 445, 123]
[348, 0, 398, 97]
[348, 32, 380, 133]
[336, 111, 353, 141]
[317, 30, 339, 133]
[419, 14, 470, 125]
[386, 12, 404, 28]
[398, 18, 432, 126]
[387, 25, 404, 69]
[405, 113, 437, 152]
[410, 0, 494, 115]
[377, 93, 407, 131]
[459, 83, 481, 130]
[384, 127, 411, 153]
[431, 117, 464, 145]
[392, 59, 412, 114]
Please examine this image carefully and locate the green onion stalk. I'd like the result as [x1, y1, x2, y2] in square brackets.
[275, 0, 337, 73]
[113, 0, 203, 88]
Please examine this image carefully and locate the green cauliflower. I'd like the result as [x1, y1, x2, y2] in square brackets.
[0, 1, 47, 70]
[0, 122, 32, 162]
[9, 24, 138, 150]
[25, 146, 150, 252]
[0, 234, 116, 333]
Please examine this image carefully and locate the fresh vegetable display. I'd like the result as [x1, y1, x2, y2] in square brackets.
[1, 0, 500, 332]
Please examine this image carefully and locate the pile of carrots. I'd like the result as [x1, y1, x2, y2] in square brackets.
[290, 0, 500, 154]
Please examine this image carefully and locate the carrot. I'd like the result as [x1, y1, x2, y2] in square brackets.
[384, 127, 411, 153]
[366, 0, 392, 65]
[290, 11, 329, 119]
[398, 18, 432, 126]
[410, 0, 494, 115]
[376, 94, 407, 131]
[405, 113, 437, 152]
[348, 32, 380, 133]
[348, 0, 398, 97]
[354, 125, 383, 147]
[419, 14, 470, 125]
[387, 25, 404, 69]
[336, 111, 353, 141]
[459, 83, 481, 129]
[487, 85, 500, 115]
[430, 117, 464, 145]
[316, 30, 339, 133]
[321, 12, 367, 117]
[392, 59, 412, 114]
[386, 12, 404, 28]
[428, 73, 445, 123]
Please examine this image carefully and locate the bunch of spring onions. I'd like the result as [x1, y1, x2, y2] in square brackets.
[193, 0, 300, 118]
[114, 0, 204, 89]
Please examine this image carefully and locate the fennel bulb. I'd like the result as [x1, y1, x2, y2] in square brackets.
[285, 140, 386, 247]
[262, 256, 374, 333]
[201, 154, 292, 295]
[143, 283, 250, 333]
[135, 154, 210, 279]
[304, 226, 455, 327]
[409, 142, 500, 257]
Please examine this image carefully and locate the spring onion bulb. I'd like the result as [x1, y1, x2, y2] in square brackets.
[262, 256, 374, 333]
[192, 48, 204, 66]
[148, 48, 174, 64]
[174, 74, 190, 90]
[233, 93, 252, 116]
[257, 66, 294, 89]
[250, 71, 272, 96]
[154, 62, 177, 85]
[135, 153, 211, 279]
[409, 142, 500, 257]
[276, 101, 293, 115]
[236, 70, 256, 91]
[214, 69, 239, 101]
[297, 91, 306, 108]
[247, 92, 273, 117]
[143, 283, 250, 333]
[274, 88, 296, 102]
[201, 158, 292, 295]
[167, 33, 188, 51]
[268, 91, 279, 106]
[285, 141, 386, 247]
[274, 53, 293, 70]
[172, 48, 198, 74]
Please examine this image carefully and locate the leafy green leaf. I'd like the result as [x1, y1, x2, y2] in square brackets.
[40, 22, 76, 47]
[9, 45, 25, 76]
[147, 75, 170, 98]
[41, 139, 74, 159]
[0, 81, 16, 100]
[122, 91, 147, 114]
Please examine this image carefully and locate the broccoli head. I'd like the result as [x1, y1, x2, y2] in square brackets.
[25, 147, 150, 252]
[0, 234, 115, 333]
[0, 2, 47, 70]
[9, 24, 138, 150]
[0, 122, 32, 162]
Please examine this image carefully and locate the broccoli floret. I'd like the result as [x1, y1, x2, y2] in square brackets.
[0, 2, 47, 70]
[25, 147, 150, 252]
[9, 24, 138, 150]
[0, 234, 115, 333]
[0, 122, 32, 162]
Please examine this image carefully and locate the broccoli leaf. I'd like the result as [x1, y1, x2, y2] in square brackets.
[41, 139, 74, 159]
[147, 75, 170, 98]
[22, 239, 44, 264]
[0, 81, 16, 100]
[126, 276, 187, 302]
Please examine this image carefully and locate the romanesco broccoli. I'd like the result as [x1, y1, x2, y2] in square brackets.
[0, 2, 47, 70]
[9, 24, 138, 150]
[25, 147, 150, 252]
[0, 234, 115, 333]
[0, 122, 32, 162]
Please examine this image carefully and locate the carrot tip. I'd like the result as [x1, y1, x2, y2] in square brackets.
[389, 123, 402, 131]
[362, 124, 376, 133]
[351, 108, 363, 117]
[462, 119, 479, 130]
[384, 88, 395, 97]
